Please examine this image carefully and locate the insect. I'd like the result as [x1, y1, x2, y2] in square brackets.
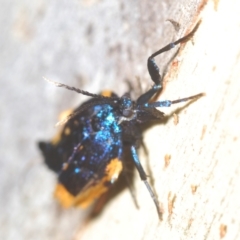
[38, 21, 202, 220]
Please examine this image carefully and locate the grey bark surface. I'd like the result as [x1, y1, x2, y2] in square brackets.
[1, 0, 240, 240]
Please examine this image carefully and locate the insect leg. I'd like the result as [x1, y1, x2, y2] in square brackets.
[122, 169, 140, 209]
[137, 21, 201, 105]
[144, 93, 204, 108]
[130, 145, 162, 220]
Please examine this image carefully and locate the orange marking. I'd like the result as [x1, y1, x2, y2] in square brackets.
[62, 163, 69, 171]
[54, 184, 76, 208]
[51, 109, 74, 145]
[100, 90, 112, 97]
[54, 158, 123, 208]
[59, 109, 74, 122]
[64, 127, 71, 136]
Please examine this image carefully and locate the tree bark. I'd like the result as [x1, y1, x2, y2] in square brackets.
[1, 0, 239, 240]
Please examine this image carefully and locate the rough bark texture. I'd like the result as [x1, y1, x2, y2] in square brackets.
[1, 0, 240, 240]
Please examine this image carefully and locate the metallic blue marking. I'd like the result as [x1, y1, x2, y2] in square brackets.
[83, 127, 90, 138]
[131, 146, 139, 166]
[130, 145, 146, 180]
[122, 98, 132, 108]
[74, 168, 80, 174]
[144, 100, 172, 108]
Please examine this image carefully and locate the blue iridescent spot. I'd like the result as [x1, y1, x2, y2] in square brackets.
[106, 113, 114, 123]
[74, 168, 80, 174]
[122, 98, 132, 108]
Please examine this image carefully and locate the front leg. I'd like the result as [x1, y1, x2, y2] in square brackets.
[137, 21, 201, 105]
